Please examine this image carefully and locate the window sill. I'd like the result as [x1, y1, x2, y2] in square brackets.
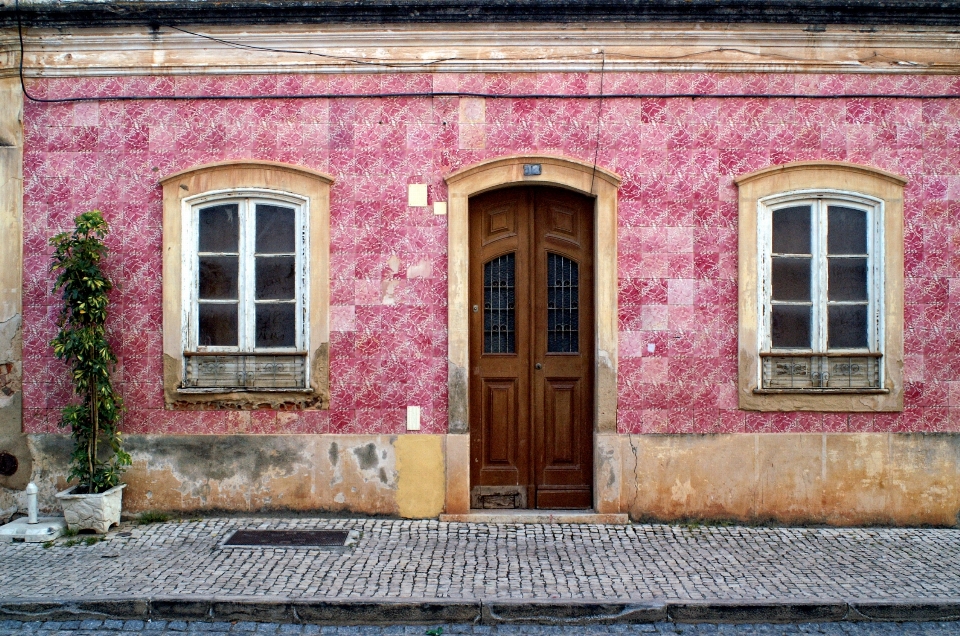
[753, 388, 890, 395]
[177, 387, 313, 394]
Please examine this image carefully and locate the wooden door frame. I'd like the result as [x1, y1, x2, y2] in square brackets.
[444, 155, 622, 514]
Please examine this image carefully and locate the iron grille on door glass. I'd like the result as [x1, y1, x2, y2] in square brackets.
[547, 253, 579, 353]
[484, 253, 516, 354]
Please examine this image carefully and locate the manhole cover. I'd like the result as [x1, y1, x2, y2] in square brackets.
[223, 529, 350, 547]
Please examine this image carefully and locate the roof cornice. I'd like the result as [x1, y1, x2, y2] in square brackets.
[2, 22, 958, 78]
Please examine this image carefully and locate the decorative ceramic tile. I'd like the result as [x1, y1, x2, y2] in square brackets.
[19, 72, 960, 435]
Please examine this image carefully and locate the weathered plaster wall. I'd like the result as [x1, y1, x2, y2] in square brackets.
[622, 433, 960, 526]
[25, 433, 445, 517]
[0, 74, 28, 513]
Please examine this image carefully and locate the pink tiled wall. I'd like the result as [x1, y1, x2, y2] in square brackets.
[20, 72, 960, 435]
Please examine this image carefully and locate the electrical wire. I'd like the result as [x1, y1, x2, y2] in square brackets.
[164, 24, 460, 69]
[590, 50, 605, 196]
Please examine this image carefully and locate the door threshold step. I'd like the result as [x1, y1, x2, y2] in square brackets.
[439, 510, 629, 524]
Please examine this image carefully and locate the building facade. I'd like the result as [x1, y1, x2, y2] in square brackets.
[1, 1, 960, 525]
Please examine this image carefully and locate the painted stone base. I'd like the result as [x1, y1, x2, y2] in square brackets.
[23, 433, 446, 520]
[621, 433, 960, 527]
[56, 483, 125, 534]
[11, 432, 960, 527]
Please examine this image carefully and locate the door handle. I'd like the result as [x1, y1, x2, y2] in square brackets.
[535, 363, 543, 370]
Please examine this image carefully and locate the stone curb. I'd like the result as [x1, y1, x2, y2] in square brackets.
[3, 597, 960, 625]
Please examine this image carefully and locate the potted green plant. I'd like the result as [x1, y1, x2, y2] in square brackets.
[50, 210, 131, 534]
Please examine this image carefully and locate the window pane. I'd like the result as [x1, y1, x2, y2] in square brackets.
[771, 257, 811, 301]
[256, 303, 296, 348]
[547, 253, 579, 353]
[828, 258, 868, 301]
[198, 204, 239, 253]
[256, 256, 296, 300]
[198, 256, 239, 300]
[484, 253, 515, 354]
[198, 303, 238, 346]
[828, 305, 868, 349]
[828, 206, 867, 254]
[771, 305, 811, 348]
[772, 205, 811, 254]
[256, 204, 296, 254]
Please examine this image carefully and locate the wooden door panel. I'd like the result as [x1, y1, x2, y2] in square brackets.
[470, 189, 531, 499]
[544, 378, 577, 465]
[542, 197, 586, 249]
[536, 487, 593, 509]
[482, 378, 518, 467]
[534, 188, 594, 509]
[481, 201, 519, 248]
[471, 186, 593, 510]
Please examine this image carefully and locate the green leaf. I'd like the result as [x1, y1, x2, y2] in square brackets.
[49, 210, 127, 493]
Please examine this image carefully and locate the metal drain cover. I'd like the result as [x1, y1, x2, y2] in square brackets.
[224, 529, 350, 547]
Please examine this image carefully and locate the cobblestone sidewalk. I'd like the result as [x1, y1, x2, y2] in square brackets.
[3, 518, 960, 602]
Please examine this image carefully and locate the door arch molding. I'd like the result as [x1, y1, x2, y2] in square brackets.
[444, 155, 622, 514]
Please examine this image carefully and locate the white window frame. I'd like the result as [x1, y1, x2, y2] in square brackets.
[757, 189, 884, 391]
[181, 187, 310, 384]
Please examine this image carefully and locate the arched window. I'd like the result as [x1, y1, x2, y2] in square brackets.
[736, 162, 905, 412]
[182, 189, 308, 389]
[759, 190, 884, 391]
[161, 161, 333, 409]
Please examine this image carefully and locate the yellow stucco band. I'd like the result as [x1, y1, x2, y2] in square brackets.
[160, 160, 334, 409]
[395, 434, 446, 519]
[735, 161, 906, 411]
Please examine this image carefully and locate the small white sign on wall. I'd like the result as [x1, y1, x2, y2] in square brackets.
[406, 405, 421, 431]
[408, 184, 428, 207]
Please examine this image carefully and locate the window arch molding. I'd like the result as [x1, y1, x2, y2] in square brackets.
[735, 160, 906, 412]
[161, 160, 334, 409]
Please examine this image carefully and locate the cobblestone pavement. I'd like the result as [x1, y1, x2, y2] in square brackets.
[3, 620, 960, 635]
[2, 518, 960, 601]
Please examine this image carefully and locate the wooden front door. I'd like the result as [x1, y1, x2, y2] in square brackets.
[469, 186, 594, 510]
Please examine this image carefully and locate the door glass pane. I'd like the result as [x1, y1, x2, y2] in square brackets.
[256, 256, 296, 300]
[828, 305, 868, 349]
[256, 204, 296, 254]
[484, 254, 515, 354]
[828, 206, 867, 254]
[828, 258, 868, 301]
[772, 205, 811, 254]
[256, 303, 296, 348]
[547, 253, 579, 353]
[771, 257, 811, 301]
[198, 303, 238, 346]
[198, 204, 239, 253]
[198, 256, 239, 300]
[771, 305, 811, 348]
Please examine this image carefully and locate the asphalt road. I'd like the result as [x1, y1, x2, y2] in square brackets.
[3, 620, 960, 635]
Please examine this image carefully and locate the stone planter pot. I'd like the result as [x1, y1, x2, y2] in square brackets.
[55, 483, 125, 534]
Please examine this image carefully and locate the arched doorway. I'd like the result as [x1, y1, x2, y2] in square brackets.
[443, 155, 622, 515]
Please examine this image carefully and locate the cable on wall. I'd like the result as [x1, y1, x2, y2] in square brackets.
[590, 50, 605, 197]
